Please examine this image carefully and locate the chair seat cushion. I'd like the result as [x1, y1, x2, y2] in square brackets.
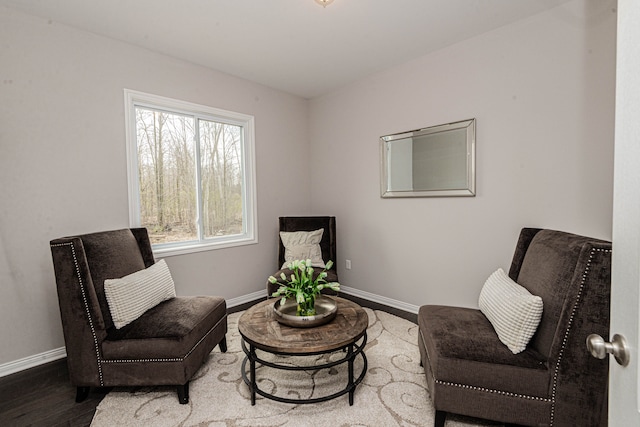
[102, 296, 227, 360]
[419, 305, 550, 398]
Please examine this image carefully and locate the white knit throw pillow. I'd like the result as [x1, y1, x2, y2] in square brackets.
[104, 259, 176, 329]
[479, 268, 543, 354]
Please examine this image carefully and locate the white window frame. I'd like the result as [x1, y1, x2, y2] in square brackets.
[124, 89, 257, 257]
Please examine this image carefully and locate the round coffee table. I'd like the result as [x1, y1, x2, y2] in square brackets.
[238, 296, 368, 405]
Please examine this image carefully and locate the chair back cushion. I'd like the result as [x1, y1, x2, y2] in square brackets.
[79, 229, 148, 330]
[514, 229, 610, 357]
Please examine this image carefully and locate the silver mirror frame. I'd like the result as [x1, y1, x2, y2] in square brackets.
[380, 118, 476, 198]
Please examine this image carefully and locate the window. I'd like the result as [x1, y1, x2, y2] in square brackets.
[124, 90, 257, 256]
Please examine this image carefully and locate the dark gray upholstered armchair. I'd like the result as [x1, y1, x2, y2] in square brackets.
[419, 228, 611, 427]
[266, 216, 338, 297]
[50, 228, 228, 404]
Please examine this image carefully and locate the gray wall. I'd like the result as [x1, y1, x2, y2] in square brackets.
[0, 7, 311, 365]
[0, 0, 617, 369]
[308, 1, 616, 309]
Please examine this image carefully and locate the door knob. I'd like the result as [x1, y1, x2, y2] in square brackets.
[587, 333, 630, 366]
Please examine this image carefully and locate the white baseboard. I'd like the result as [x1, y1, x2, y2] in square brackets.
[0, 287, 415, 378]
[340, 285, 420, 314]
[0, 347, 67, 378]
[226, 289, 266, 308]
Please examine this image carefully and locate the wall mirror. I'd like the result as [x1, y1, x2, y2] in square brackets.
[380, 118, 476, 198]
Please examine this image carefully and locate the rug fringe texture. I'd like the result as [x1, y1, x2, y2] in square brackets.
[91, 308, 499, 426]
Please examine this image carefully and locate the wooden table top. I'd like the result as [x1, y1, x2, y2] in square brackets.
[238, 296, 368, 354]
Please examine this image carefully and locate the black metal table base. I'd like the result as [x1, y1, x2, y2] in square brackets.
[240, 332, 368, 406]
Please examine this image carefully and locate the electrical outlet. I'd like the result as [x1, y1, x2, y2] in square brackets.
[345, 259, 352, 270]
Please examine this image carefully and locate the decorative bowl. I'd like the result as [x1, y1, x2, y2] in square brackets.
[273, 295, 338, 328]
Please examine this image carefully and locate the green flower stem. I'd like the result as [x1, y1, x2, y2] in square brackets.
[270, 259, 340, 317]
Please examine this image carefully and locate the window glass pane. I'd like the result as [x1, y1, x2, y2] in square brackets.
[135, 107, 198, 244]
[199, 119, 244, 239]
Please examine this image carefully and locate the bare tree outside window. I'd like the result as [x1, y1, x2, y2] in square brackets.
[136, 107, 197, 244]
[126, 90, 255, 255]
[199, 120, 243, 239]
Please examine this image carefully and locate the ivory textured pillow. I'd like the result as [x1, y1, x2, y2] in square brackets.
[478, 268, 543, 354]
[104, 259, 176, 329]
[280, 228, 325, 268]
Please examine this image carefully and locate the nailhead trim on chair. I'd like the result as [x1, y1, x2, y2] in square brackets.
[424, 247, 611, 427]
[434, 380, 552, 402]
[51, 242, 105, 386]
[101, 358, 183, 363]
[548, 247, 611, 426]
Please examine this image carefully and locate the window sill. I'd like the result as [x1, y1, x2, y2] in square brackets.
[152, 236, 258, 258]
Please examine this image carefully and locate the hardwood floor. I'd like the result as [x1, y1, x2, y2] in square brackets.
[0, 360, 109, 427]
[0, 296, 416, 426]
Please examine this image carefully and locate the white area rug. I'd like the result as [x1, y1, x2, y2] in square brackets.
[91, 308, 500, 426]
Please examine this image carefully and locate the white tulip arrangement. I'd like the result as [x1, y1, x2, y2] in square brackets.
[268, 259, 340, 316]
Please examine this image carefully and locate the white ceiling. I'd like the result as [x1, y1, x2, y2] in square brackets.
[0, 0, 573, 99]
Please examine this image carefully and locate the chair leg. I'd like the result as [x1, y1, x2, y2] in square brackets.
[177, 382, 189, 404]
[75, 386, 90, 403]
[434, 410, 446, 427]
[219, 336, 227, 353]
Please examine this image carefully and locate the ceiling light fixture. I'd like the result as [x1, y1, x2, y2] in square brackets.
[315, 0, 334, 7]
